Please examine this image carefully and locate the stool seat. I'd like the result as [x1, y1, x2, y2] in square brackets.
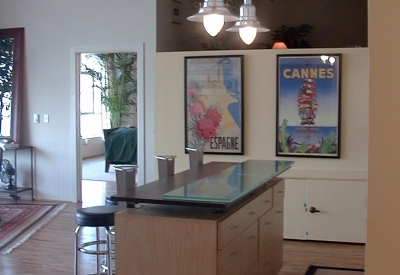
[105, 197, 118, 205]
[75, 205, 119, 227]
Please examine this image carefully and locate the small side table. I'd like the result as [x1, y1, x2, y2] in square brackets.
[0, 146, 34, 203]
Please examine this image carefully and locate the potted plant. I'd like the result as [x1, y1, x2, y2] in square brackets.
[81, 52, 137, 128]
[270, 24, 313, 48]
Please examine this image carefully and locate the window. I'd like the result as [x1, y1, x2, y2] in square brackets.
[80, 54, 110, 138]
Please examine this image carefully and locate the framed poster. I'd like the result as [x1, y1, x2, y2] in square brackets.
[185, 55, 244, 154]
[276, 54, 341, 158]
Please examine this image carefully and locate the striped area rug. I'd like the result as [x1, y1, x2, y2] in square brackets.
[305, 266, 364, 275]
[0, 203, 66, 254]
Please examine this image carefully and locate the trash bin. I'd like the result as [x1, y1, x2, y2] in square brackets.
[186, 148, 204, 169]
[114, 165, 137, 208]
[154, 155, 176, 179]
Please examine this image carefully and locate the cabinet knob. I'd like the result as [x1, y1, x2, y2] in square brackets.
[249, 211, 256, 216]
[230, 252, 237, 257]
[309, 207, 321, 213]
[230, 225, 238, 230]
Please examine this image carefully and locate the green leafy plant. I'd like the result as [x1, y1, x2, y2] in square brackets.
[81, 53, 137, 128]
[320, 132, 337, 154]
[270, 24, 313, 48]
[279, 119, 293, 153]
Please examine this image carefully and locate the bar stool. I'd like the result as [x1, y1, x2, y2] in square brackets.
[155, 155, 176, 179]
[74, 205, 119, 275]
[186, 147, 204, 169]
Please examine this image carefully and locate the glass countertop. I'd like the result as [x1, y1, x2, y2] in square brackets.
[162, 160, 294, 203]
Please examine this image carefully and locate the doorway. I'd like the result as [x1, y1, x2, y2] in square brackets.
[73, 44, 145, 203]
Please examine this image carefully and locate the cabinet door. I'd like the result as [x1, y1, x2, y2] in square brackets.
[218, 235, 242, 275]
[306, 179, 367, 243]
[271, 187, 284, 275]
[283, 179, 308, 239]
[271, 214, 283, 275]
[283, 179, 367, 243]
[241, 222, 258, 274]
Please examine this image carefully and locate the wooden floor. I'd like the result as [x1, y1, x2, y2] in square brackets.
[0, 180, 365, 275]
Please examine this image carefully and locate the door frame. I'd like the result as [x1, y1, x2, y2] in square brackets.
[71, 44, 145, 202]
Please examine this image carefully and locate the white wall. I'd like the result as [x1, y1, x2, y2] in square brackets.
[157, 0, 368, 51]
[155, 48, 368, 180]
[0, 0, 157, 202]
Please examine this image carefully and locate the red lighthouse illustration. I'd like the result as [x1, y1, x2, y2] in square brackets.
[298, 78, 318, 125]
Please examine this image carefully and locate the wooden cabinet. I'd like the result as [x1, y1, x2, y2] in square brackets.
[283, 179, 367, 243]
[258, 180, 284, 275]
[218, 186, 272, 249]
[115, 179, 285, 275]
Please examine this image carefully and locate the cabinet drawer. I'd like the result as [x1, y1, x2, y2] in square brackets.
[258, 252, 272, 275]
[244, 262, 259, 275]
[273, 180, 285, 207]
[218, 188, 272, 249]
[253, 187, 273, 217]
[259, 209, 274, 258]
[241, 222, 258, 274]
[218, 235, 241, 275]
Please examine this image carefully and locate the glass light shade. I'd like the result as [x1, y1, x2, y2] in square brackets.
[187, 0, 238, 37]
[239, 27, 257, 45]
[225, 0, 269, 45]
[203, 14, 224, 36]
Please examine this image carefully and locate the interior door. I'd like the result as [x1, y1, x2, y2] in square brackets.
[306, 179, 367, 243]
[74, 44, 145, 203]
[283, 179, 308, 239]
[284, 178, 367, 243]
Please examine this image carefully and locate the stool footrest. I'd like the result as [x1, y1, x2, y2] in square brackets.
[79, 240, 109, 255]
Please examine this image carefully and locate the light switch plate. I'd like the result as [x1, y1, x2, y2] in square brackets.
[33, 114, 39, 123]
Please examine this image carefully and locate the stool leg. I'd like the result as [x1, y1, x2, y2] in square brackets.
[105, 226, 113, 275]
[74, 226, 82, 275]
[96, 227, 101, 275]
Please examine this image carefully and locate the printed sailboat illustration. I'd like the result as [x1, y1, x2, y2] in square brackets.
[298, 78, 318, 125]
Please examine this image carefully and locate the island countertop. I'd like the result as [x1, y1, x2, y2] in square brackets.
[110, 159, 294, 209]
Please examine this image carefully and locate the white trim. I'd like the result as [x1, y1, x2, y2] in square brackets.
[70, 44, 145, 202]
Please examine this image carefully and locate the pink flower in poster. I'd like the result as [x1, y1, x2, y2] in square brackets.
[187, 85, 199, 98]
[187, 84, 223, 148]
[190, 100, 206, 119]
[194, 117, 217, 141]
[204, 107, 222, 127]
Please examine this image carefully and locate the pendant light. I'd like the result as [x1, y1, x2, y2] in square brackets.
[226, 0, 270, 45]
[187, 0, 238, 37]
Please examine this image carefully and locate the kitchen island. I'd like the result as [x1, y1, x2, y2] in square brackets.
[111, 159, 293, 275]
